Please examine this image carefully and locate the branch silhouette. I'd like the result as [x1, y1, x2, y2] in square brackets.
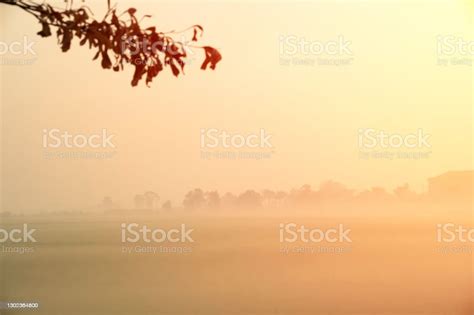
[0, 0, 222, 87]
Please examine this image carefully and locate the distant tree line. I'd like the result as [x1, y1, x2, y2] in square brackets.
[100, 181, 427, 211]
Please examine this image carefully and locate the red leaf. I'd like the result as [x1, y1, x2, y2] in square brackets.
[37, 21, 52, 38]
[101, 51, 112, 69]
[201, 46, 222, 70]
[192, 25, 203, 42]
[169, 60, 180, 77]
[92, 50, 100, 60]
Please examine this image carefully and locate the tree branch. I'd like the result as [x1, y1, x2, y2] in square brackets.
[0, 0, 222, 87]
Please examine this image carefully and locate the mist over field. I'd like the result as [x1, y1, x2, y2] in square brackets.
[1, 199, 473, 314]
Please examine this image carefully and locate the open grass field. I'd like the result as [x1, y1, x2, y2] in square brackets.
[1, 208, 472, 315]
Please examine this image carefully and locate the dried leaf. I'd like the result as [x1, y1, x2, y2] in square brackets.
[37, 21, 52, 37]
[26, 1, 221, 86]
[201, 46, 222, 70]
[192, 25, 203, 41]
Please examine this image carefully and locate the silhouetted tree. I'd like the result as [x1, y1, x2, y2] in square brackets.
[100, 196, 116, 210]
[0, 0, 221, 86]
[261, 190, 288, 208]
[162, 200, 172, 210]
[317, 180, 354, 202]
[275, 191, 288, 202]
[356, 187, 393, 203]
[144, 191, 159, 209]
[237, 190, 262, 208]
[183, 188, 206, 209]
[205, 191, 220, 209]
[394, 183, 419, 201]
[288, 184, 317, 205]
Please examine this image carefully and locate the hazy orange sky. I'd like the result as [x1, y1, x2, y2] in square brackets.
[0, 0, 472, 211]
